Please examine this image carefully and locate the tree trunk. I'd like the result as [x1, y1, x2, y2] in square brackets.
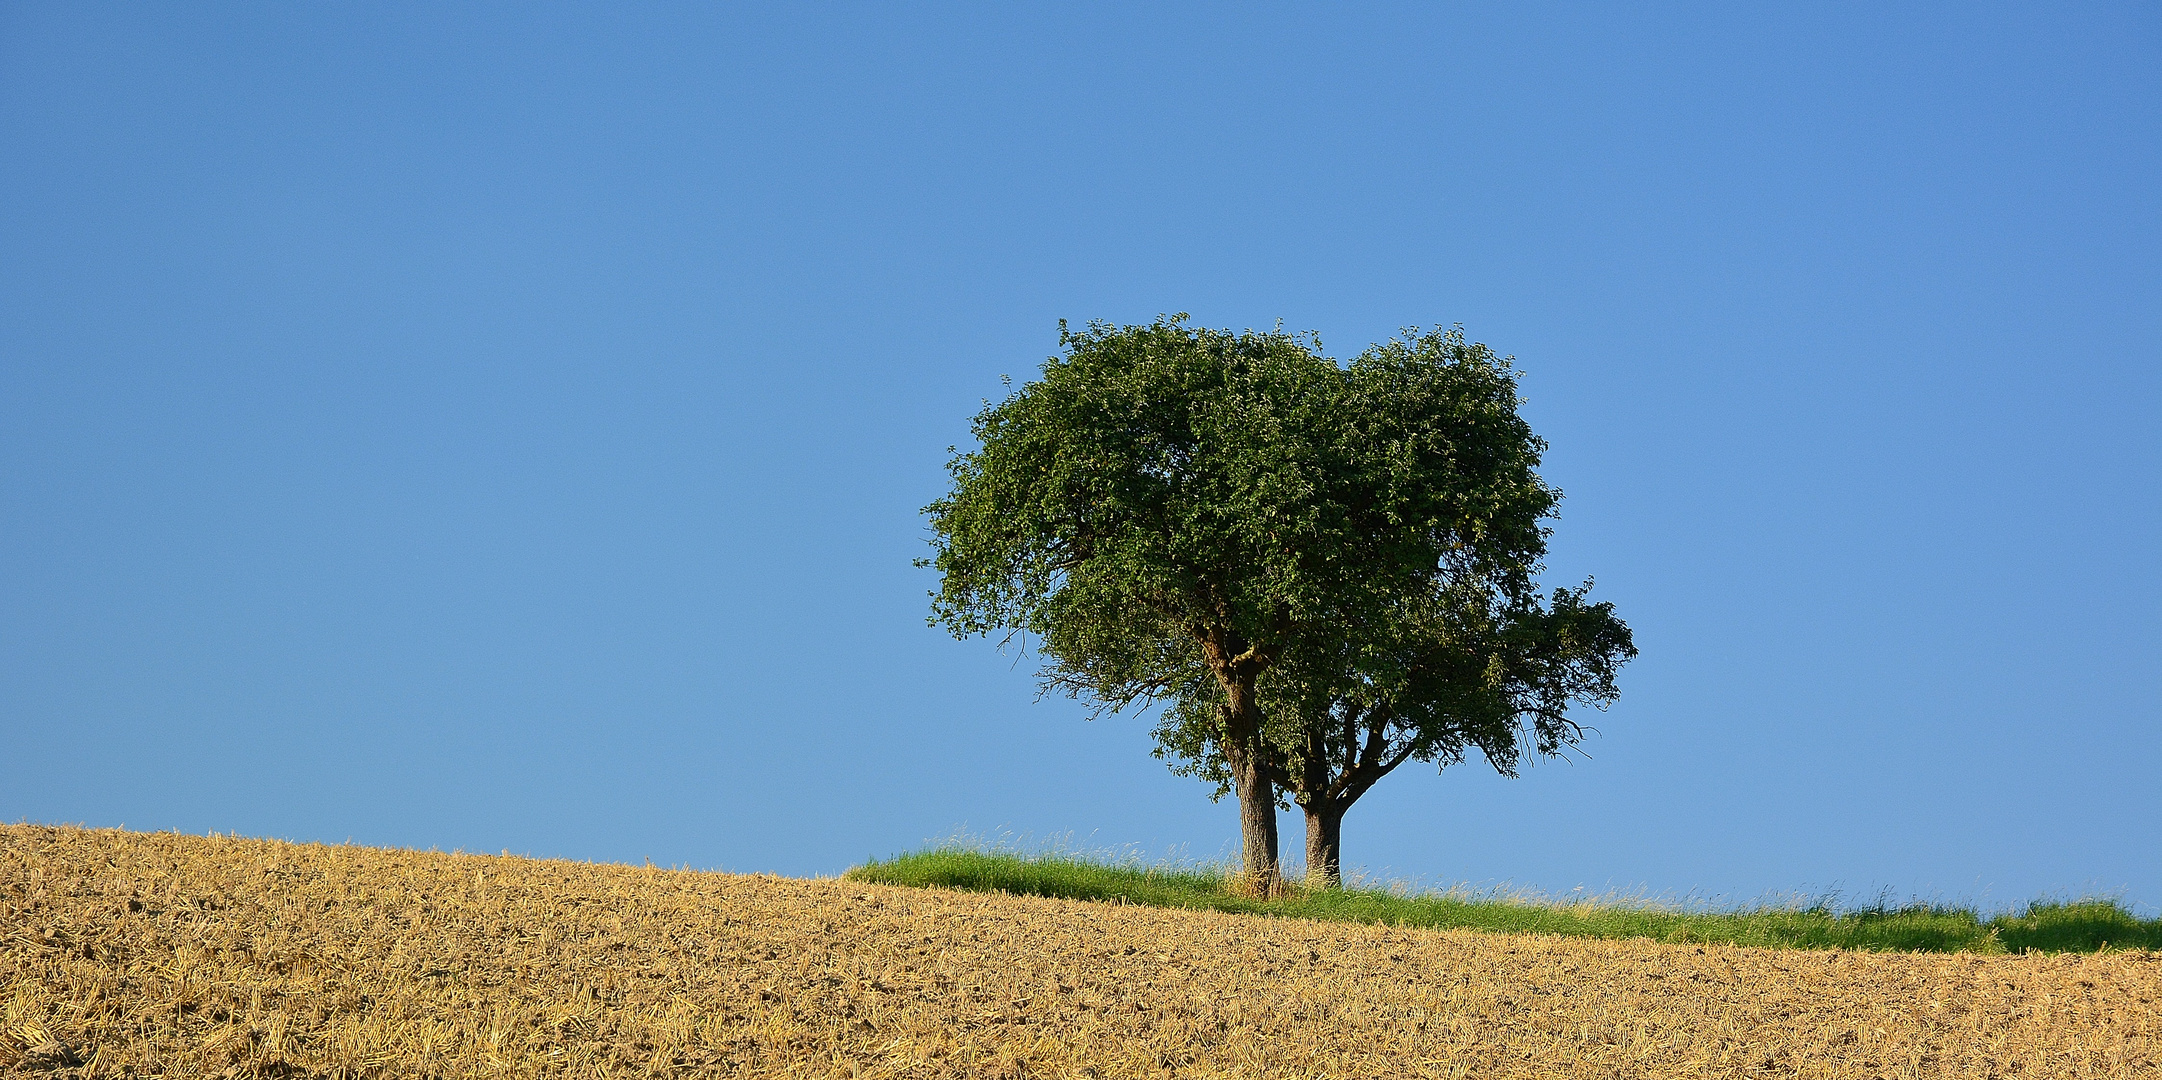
[1203, 635, 1281, 897]
[1303, 802, 1343, 890]
[1224, 741, 1281, 897]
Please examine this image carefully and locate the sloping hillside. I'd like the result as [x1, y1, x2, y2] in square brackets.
[3, 825, 2157, 1077]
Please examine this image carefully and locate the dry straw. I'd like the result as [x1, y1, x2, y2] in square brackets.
[4, 824, 2158, 1077]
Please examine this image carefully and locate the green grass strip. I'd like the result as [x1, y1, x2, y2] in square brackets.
[845, 847, 2160, 954]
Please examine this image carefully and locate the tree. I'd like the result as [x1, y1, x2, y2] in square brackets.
[924, 318, 1605, 894]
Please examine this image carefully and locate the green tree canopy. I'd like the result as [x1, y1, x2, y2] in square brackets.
[924, 317, 1621, 892]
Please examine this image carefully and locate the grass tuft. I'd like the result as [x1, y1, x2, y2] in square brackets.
[844, 845, 2159, 954]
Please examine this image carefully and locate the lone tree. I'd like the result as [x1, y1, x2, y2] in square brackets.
[925, 317, 1623, 892]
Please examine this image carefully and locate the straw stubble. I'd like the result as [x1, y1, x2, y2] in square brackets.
[3, 825, 2156, 1077]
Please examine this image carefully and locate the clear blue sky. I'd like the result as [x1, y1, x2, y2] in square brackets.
[4, 4, 2156, 911]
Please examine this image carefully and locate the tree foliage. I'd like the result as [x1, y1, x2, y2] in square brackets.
[924, 316, 1631, 890]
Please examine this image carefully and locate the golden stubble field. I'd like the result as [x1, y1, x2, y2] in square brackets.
[2, 825, 2157, 1078]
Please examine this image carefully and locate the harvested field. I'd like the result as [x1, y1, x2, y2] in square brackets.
[3, 825, 2158, 1078]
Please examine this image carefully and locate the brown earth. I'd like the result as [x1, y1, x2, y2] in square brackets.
[2, 824, 2157, 1078]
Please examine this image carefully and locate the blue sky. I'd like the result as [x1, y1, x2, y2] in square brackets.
[4, 3, 2156, 911]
